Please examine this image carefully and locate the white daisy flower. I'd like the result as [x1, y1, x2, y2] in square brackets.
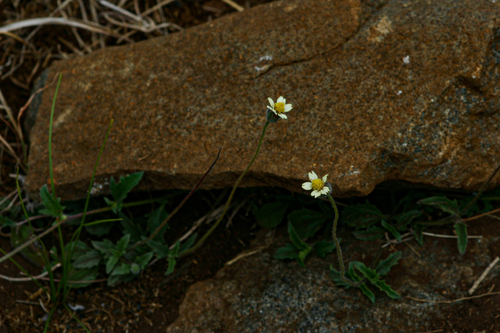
[267, 96, 293, 120]
[302, 171, 330, 198]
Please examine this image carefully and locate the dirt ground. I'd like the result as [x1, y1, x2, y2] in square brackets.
[1, 1, 500, 332]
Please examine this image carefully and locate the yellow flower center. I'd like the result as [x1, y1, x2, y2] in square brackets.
[311, 179, 324, 191]
[274, 102, 285, 114]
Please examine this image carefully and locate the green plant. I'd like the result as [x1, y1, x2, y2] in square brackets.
[330, 251, 402, 303]
[0, 75, 214, 331]
[181, 96, 294, 256]
[274, 222, 336, 267]
[341, 182, 500, 256]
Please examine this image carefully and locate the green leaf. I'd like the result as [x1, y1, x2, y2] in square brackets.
[179, 234, 197, 254]
[287, 222, 310, 251]
[120, 213, 144, 243]
[313, 240, 336, 258]
[147, 239, 170, 258]
[134, 251, 154, 269]
[297, 247, 313, 268]
[348, 261, 363, 281]
[64, 240, 89, 258]
[329, 265, 353, 289]
[91, 239, 115, 257]
[146, 205, 169, 241]
[116, 233, 131, 253]
[110, 172, 144, 203]
[67, 267, 98, 289]
[374, 279, 400, 299]
[274, 244, 299, 261]
[111, 263, 131, 276]
[170, 240, 181, 257]
[104, 197, 118, 214]
[353, 262, 379, 284]
[455, 222, 468, 255]
[73, 250, 101, 268]
[39, 185, 65, 218]
[254, 201, 290, 228]
[288, 208, 329, 239]
[376, 251, 402, 276]
[381, 220, 402, 242]
[107, 274, 121, 286]
[418, 196, 460, 217]
[394, 210, 423, 230]
[341, 203, 386, 228]
[352, 227, 385, 241]
[359, 284, 376, 304]
[106, 256, 120, 274]
[165, 257, 176, 275]
[413, 224, 424, 246]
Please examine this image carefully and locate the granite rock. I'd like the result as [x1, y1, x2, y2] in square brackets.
[26, 0, 500, 200]
[165, 228, 500, 333]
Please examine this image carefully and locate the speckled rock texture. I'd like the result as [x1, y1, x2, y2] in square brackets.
[26, 0, 500, 200]
[165, 228, 500, 333]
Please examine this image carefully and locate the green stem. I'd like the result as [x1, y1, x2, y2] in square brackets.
[182, 120, 270, 256]
[327, 194, 364, 287]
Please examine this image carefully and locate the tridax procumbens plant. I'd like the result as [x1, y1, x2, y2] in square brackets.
[182, 96, 293, 255]
[300, 171, 401, 303]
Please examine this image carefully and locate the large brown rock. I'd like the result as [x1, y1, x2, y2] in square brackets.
[26, 0, 500, 200]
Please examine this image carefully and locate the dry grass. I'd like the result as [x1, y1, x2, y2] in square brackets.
[0, 0, 263, 193]
[0, 0, 190, 180]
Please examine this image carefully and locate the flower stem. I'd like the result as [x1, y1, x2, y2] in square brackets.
[327, 194, 364, 287]
[182, 120, 270, 256]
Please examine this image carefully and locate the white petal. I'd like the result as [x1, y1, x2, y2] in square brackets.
[279, 113, 287, 119]
[321, 187, 330, 195]
[322, 174, 328, 182]
[268, 97, 274, 107]
[312, 190, 320, 198]
[308, 171, 318, 181]
[284, 104, 293, 112]
[277, 96, 285, 103]
[302, 182, 312, 190]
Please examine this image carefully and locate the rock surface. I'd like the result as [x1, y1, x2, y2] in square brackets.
[26, 0, 500, 200]
[165, 228, 500, 332]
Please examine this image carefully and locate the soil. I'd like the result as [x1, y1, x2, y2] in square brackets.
[1, 1, 500, 332]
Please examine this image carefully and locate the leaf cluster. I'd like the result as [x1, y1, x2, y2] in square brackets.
[2, 172, 198, 288]
[73, 172, 197, 286]
[273, 222, 336, 267]
[341, 189, 497, 255]
[330, 251, 402, 303]
[252, 196, 337, 266]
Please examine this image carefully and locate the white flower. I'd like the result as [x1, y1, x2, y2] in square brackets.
[267, 96, 293, 119]
[302, 171, 330, 198]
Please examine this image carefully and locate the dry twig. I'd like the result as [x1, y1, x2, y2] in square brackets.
[0, 263, 61, 282]
[406, 291, 500, 304]
[469, 257, 500, 295]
